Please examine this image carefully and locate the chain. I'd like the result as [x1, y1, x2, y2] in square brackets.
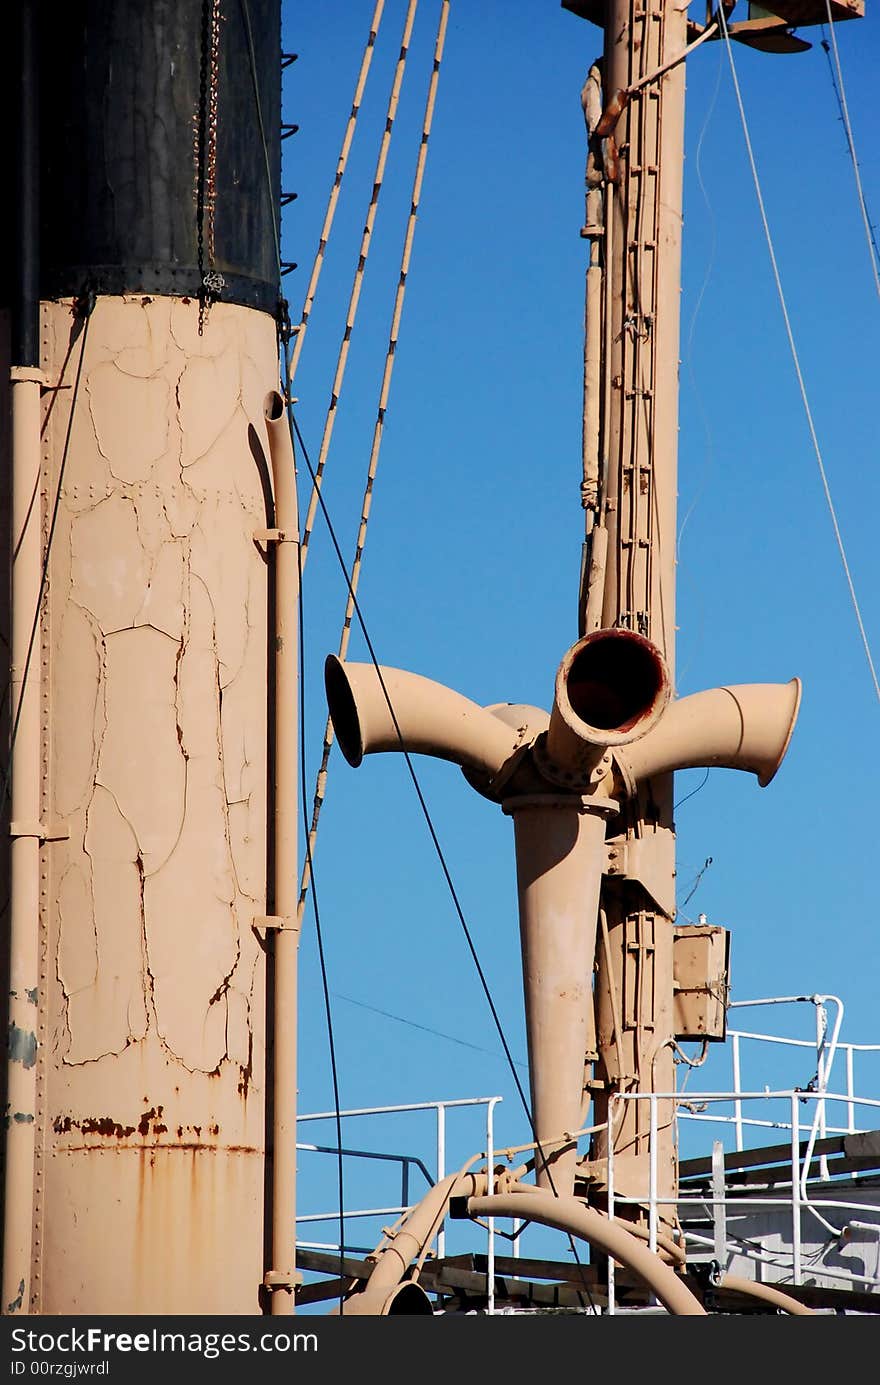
[194, 0, 224, 334]
[206, 0, 221, 263]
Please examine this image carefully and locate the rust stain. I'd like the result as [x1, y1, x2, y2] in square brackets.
[54, 1102, 172, 1141]
[137, 1105, 164, 1137]
[53, 1114, 136, 1138]
[56, 1143, 259, 1154]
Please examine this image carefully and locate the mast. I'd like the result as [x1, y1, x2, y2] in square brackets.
[324, 0, 866, 1313]
[580, 0, 688, 1229]
[568, 0, 865, 1236]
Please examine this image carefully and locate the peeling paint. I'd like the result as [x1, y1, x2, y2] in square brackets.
[41, 296, 272, 1313]
[6, 1278, 25, 1314]
[8, 1024, 37, 1069]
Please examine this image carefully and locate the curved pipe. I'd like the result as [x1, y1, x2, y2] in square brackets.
[335, 1171, 488, 1316]
[325, 657, 526, 784]
[614, 679, 801, 792]
[466, 1190, 706, 1315]
[718, 1273, 814, 1316]
[546, 629, 670, 775]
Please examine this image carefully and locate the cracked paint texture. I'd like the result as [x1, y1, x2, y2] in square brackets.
[45, 296, 271, 1106]
[40, 297, 272, 1312]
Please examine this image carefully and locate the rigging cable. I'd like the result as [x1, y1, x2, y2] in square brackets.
[1, 292, 95, 813]
[286, 0, 388, 385]
[0, 331, 79, 716]
[719, 7, 880, 708]
[269, 2, 594, 1307]
[297, 0, 449, 925]
[674, 51, 723, 688]
[286, 402, 596, 1312]
[299, 0, 421, 569]
[334, 991, 529, 1070]
[821, 4, 880, 302]
[239, 0, 284, 279]
[295, 498, 347, 1312]
[239, 0, 352, 1307]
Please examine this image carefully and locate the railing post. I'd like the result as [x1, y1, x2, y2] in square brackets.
[487, 1098, 499, 1316]
[437, 1103, 446, 1261]
[711, 1140, 727, 1268]
[816, 1002, 829, 1178]
[732, 1034, 744, 1151]
[607, 1095, 617, 1316]
[790, 1094, 802, 1284]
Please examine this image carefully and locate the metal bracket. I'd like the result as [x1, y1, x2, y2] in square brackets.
[10, 367, 51, 387]
[604, 833, 676, 916]
[253, 528, 299, 548]
[263, 1269, 303, 1291]
[10, 820, 70, 842]
[252, 914, 300, 939]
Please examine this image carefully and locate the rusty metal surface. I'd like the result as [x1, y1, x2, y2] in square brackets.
[35, 296, 273, 1313]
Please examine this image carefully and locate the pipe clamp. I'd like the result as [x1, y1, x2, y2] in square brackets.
[10, 820, 70, 842]
[253, 914, 301, 937]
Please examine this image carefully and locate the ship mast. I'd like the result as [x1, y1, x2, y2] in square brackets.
[324, 0, 849, 1312]
[577, 0, 688, 1232]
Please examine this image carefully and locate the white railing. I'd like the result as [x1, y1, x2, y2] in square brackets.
[296, 1095, 503, 1309]
[606, 1087, 880, 1313]
[720, 996, 880, 1164]
[295, 999, 880, 1314]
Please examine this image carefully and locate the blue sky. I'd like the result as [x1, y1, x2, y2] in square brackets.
[280, 1, 880, 1259]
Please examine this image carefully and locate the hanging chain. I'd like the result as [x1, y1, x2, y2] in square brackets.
[195, 0, 225, 334]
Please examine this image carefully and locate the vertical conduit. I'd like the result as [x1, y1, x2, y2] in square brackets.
[3, 369, 43, 1315]
[264, 392, 301, 1315]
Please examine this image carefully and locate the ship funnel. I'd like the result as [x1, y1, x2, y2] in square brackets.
[546, 629, 670, 776]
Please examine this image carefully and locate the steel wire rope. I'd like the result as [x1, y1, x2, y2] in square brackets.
[821, 5, 880, 302]
[719, 7, 880, 708]
[0, 333, 79, 712]
[262, 4, 594, 1310]
[238, 0, 284, 277]
[674, 38, 722, 688]
[238, 0, 351, 1309]
[285, 399, 597, 1313]
[298, 0, 421, 569]
[296, 522, 347, 1314]
[1, 293, 95, 815]
[286, 0, 388, 385]
[297, 0, 449, 926]
[334, 991, 529, 1069]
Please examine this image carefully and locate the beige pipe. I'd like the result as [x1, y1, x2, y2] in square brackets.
[614, 679, 802, 793]
[582, 258, 602, 513]
[506, 797, 612, 1197]
[3, 369, 44, 1316]
[467, 1190, 706, 1315]
[583, 525, 608, 635]
[718, 1273, 815, 1316]
[546, 629, 669, 777]
[338, 1170, 488, 1315]
[325, 657, 526, 784]
[264, 391, 301, 1315]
